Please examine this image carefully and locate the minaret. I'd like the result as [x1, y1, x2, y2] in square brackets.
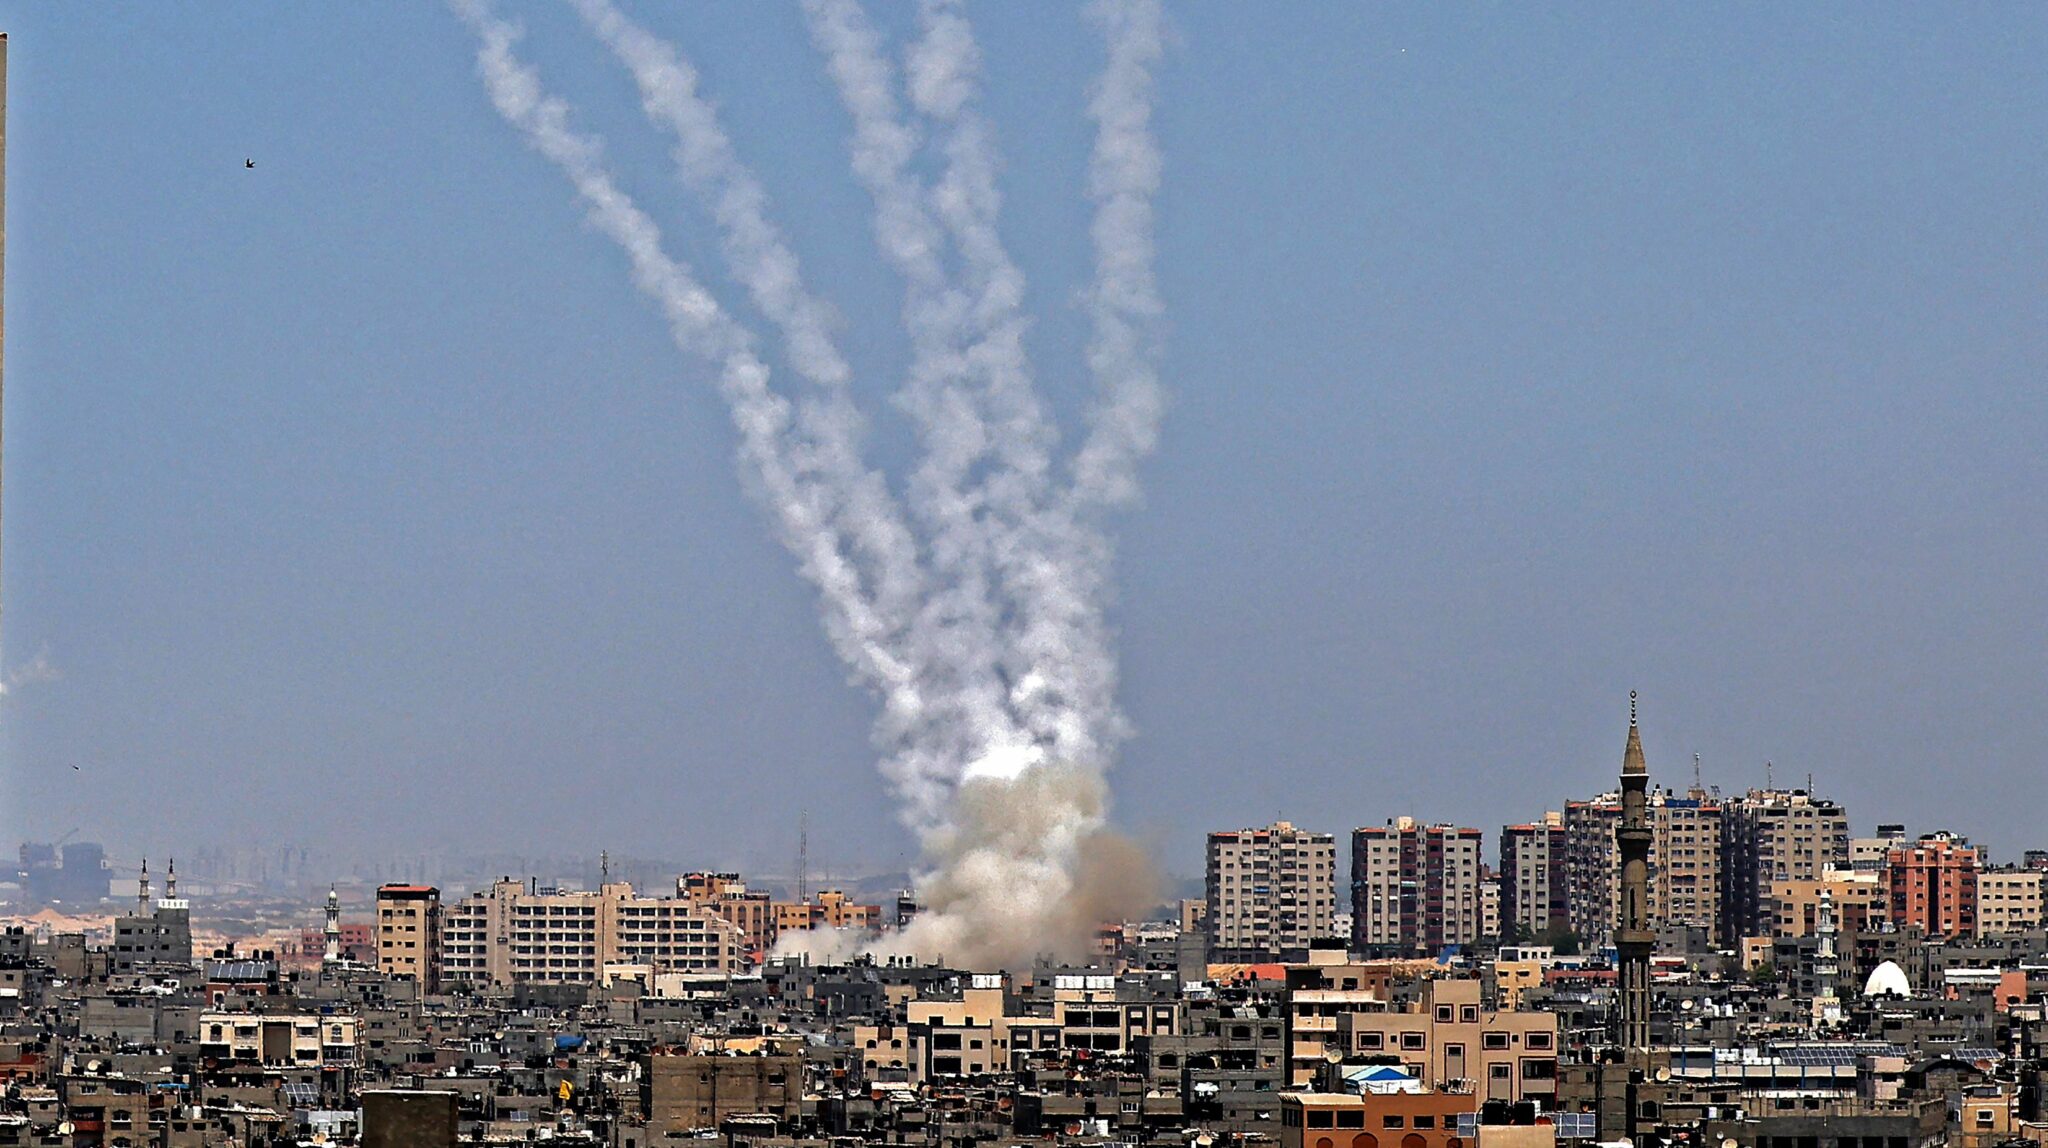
[1814, 886, 1841, 1028]
[164, 857, 177, 902]
[1616, 691, 1654, 1053]
[323, 885, 342, 966]
[137, 858, 150, 915]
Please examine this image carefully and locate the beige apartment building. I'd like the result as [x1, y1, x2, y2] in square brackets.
[1206, 822, 1338, 959]
[1321, 979, 1559, 1103]
[1351, 820, 1484, 953]
[1721, 788, 1851, 940]
[373, 885, 442, 992]
[772, 889, 883, 936]
[438, 878, 747, 985]
[1977, 867, 2044, 936]
[904, 977, 1010, 1083]
[1500, 814, 1567, 940]
[199, 1012, 361, 1068]
[1565, 789, 1723, 945]
[1764, 870, 1886, 937]
[678, 872, 776, 955]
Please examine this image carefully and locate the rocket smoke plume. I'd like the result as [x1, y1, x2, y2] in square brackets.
[452, 0, 1167, 967]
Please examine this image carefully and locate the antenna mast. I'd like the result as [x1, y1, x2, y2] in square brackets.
[797, 810, 810, 904]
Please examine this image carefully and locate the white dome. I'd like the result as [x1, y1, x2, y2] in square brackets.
[1864, 960, 1910, 998]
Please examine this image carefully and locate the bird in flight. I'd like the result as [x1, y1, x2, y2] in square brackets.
[245, 158, 255, 169]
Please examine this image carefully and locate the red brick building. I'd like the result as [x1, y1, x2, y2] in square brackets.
[1888, 832, 1978, 938]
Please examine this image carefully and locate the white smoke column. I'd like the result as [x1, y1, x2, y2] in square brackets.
[800, 0, 1116, 957]
[794, 0, 1166, 962]
[1073, 0, 1167, 514]
[458, 0, 1170, 966]
[899, 0, 1128, 786]
[797, 0, 1064, 820]
[447, 0, 961, 825]
[564, 0, 1018, 835]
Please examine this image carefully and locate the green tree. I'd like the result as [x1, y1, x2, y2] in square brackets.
[1539, 923, 1581, 955]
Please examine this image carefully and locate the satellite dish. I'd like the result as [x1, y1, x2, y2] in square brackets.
[1655, 1067, 1672, 1082]
[57, 1124, 73, 1137]
[1681, 999, 1696, 1011]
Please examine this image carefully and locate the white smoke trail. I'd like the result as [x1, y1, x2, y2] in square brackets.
[802, 0, 1069, 790]
[566, 0, 1041, 841]
[455, 0, 1170, 965]
[899, 0, 1130, 784]
[447, 1, 952, 828]
[1073, 0, 1167, 514]
[793, 0, 1170, 962]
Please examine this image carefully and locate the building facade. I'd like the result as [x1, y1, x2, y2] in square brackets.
[1564, 788, 1723, 946]
[439, 878, 747, 985]
[1975, 866, 2041, 937]
[1887, 832, 1979, 939]
[1206, 822, 1338, 959]
[1350, 820, 1484, 954]
[679, 872, 775, 956]
[1499, 815, 1567, 941]
[374, 885, 442, 993]
[1764, 871, 1886, 937]
[1721, 788, 1850, 941]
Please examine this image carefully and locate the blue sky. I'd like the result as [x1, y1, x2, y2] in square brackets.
[2, 4, 2045, 878]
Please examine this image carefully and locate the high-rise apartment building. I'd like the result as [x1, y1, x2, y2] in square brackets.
[1564, 788, 1723, 945]
[1978, 868, 2044, 937]
[1205, 821, 1337, 959]
[439, 878, 747, 986]
[374, 885, 443, 992]
[1500, 814, 1568, 941]
[1721, 788, 1850, 941]
[1887, 832, 1978, 939]
[1350, 819, 1484, 954]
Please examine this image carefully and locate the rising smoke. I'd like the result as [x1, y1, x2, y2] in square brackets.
[452, 0, 1167, 967]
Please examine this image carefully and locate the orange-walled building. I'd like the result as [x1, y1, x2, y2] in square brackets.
[1888, 833, 1978, 939]
[1282, 1090, 1478, 1148]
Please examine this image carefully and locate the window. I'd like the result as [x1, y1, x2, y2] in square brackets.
[1526, 1032, 1552, 1050]
[1309, 1111, 1334, 1129]
[1400, 1032, 1425, 1051]
[1482, 1032, 1509, 1050]
[1337, 1111, 1365, 1129]
[1382, 1115, 1405, 1129]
